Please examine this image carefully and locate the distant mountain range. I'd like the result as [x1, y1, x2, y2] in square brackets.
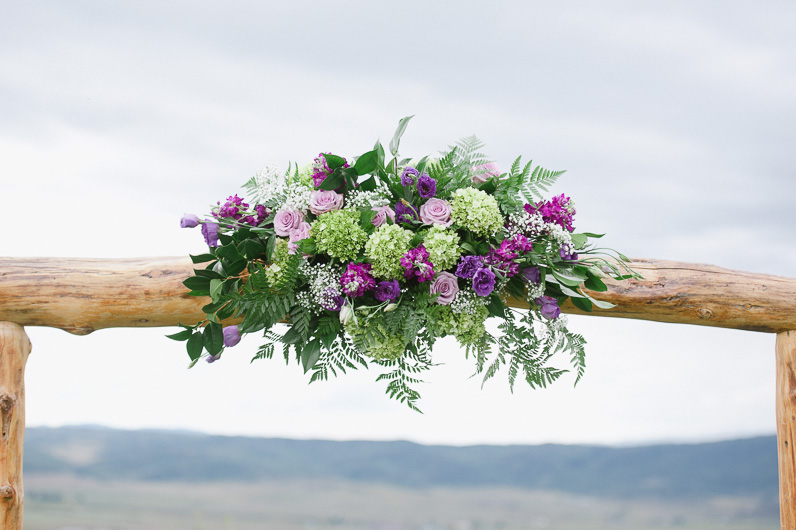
[24, 426, 778, 501]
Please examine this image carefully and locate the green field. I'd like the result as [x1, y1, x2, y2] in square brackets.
[24, 474, 778, 530]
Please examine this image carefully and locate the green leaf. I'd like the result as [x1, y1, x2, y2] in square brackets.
[583, 275, 608, 292]
[319, 169, 345, 190]
[193, 269, 224, 280]
[301, 339, 322, 373]
[374, 140, 385, 166]
[297, 237, 316, 255]
[353, 150, 379, 175]
[223, 258, 247, 276]
[324, 154, 346, 170]
[582, 232, 605, 238]
[239, 238, 265, 260]
[389, 115, 414, 156]
[190, 253, 215, 264]
[209, 279, 224, 302]
[203, 322, 224, 355]
[166, 329, 193, 341]
[281, 326, 303, 345]
[551, 268, 585, 287]
[186, 332, 204, 361]
[571, 295, 593, 313]
[570, 233, 589, 250]
[183, 276, 211, 291]
[265, 235, 277, 262]
[359, 209, 378, 232]
[486, 294, 505, 318]
[358, 175, 377, 192]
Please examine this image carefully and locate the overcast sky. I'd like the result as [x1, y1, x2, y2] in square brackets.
[2, 1, 794, 446]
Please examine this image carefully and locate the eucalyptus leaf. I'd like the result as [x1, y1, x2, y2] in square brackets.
[389, 115, 414, 156]
[571, 296, 593, 312]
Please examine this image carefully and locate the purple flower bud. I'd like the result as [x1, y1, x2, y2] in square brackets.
[535, 296, 561, 320]
[416, 173, 437, 199]
[201, 222, 220, 247]
[400, 166, 419, 186]
[180, 214, 200, 228]
[206, 354, 221, 363]
[521, 267, 541, 284]
[472, 267, 496, 297]
[222, 325, 241, 347]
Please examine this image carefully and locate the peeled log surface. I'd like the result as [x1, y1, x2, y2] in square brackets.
[0, 322, 30, 530]
[0, 256, 794, 334]
[777, 331, 796, 528]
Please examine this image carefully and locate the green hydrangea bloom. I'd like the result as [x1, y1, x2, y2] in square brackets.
[312, 209, 368, 262]
[265, 238, 291, 286]
[346, 320, 405, 361]
[433, 305, 489, 346]
[365, 223, 413, 280]
[423, 226, 461, 271]
[450, 187, 503, 236]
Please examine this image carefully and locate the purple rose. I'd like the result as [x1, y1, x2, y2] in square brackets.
[222, 325, 241, 347]
[456, 255, 484, 279]
[472, 267, 496, 297]
[309, 189, 344, 216]
[535, 296, 561, 320]
[374, 280, 401, 302]
[180, 214, 200, 228]
[201, 222, 220, 247]
[400, 166, 419, 186]
[273, 208, 305, 237]
[287, 221, 312, 255]
[521, 266, 541, 284]
[471, 163, 501, 184]
[416, 174, 437, 198]
[430, 272, 459, 305]
[419, 198, 452, 227]
[371, 205, 395, 227]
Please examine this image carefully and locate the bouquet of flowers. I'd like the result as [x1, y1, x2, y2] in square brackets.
[173, 117, 638, 410]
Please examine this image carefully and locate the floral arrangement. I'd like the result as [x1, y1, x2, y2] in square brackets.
[172, 117, 638, 410]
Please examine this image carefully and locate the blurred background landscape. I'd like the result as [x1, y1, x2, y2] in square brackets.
[24, 426, 779, 529]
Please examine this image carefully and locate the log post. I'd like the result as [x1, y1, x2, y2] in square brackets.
[777, 330, 796, 529]
[0, 323, 30, 530]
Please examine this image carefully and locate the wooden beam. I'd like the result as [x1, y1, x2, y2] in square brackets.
[0, 256, 794, 334]
[0, 323, 30, 530]
[778, 330, 796, 529]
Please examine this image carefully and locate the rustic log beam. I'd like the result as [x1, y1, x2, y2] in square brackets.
[0, 256, 794, 335]
[778, 330, 796, 529]
[0, 323, 30, 530]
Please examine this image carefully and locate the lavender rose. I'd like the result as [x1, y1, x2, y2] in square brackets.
[419, 198, 452, 227]
[535, 296, 561, 320]
[180, 214, 200, 228]
[273, 207, 305, 237]
[287, 221, 312, 254]
[471, 162, 501, 184]
[472, 267, 496, 297]
[430, 271, 459, 305]
[371, 205, 396, 227]
[309, 189, 344, 216]
[222, 325, 241, 347]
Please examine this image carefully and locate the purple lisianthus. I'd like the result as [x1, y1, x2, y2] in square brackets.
[394, 201, 419, 225]
[400, 166, 419, 186]
[535, 296, 561, 320]
[416, 173, 436, 198]
[201, 222, 220, 247]
[222, 325, 241, 347]
[401, 246, 435, 282]
[455, 255, 484, 279]
[430, 272, 459, 305]
[180, 214, 200, 228]
[374, 280, 401, 302]
[472, 267, 496, 297]
[521, 266, 541, 284]
[340, 262, 377, 297]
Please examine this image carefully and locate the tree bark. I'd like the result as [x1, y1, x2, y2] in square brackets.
[0, 256, 794, 334]
[0, 323, 30, 530]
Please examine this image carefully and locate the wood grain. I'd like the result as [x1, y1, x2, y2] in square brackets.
[778, 331, 796, 529]
[0, 323, 30, 530]
[0, 256, 794, 334]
